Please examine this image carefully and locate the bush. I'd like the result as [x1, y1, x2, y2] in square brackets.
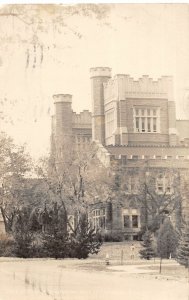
[42, 229, 69, 259]
[13, 231, 36, 258]
[0, 234, 15, 257]
[177, 222, 189, 267]
[157, 218, 178, 259]
[68, 215, 103, 259]
[139, 230, 156, 260]
[103, 232, 123, 242]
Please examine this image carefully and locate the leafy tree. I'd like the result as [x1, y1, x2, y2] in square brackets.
[139, 230, 156, 260]
[157, 218, 178, 259]
[177, 221, 189, 267]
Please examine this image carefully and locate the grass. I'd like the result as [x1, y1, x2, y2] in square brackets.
[141, 264, 188, 278]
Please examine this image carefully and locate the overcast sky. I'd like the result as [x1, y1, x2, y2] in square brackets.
[0, 4, 189, 158]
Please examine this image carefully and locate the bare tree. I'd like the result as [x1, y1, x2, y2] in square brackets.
[36, 141, 110, 234]
[0, 132, 32, 232]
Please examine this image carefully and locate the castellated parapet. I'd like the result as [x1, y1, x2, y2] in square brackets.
[104, 74, 173, 102]
[90, 67, 112, 78]
[53, 94, 72, 103]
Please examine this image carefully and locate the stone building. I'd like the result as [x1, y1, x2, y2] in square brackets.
[51, 94, 92, 160]
[50, 67, 189, 240]
[89, 67, 189, 240]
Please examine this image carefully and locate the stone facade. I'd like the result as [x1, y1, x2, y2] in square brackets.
[50, 67, 189, 241]
[89, 67, 189, 240]
[51, 94, 92, 159]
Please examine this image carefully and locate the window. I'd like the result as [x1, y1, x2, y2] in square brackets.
[124, 177, 139, 194]
[93, 208, 106, 230]
[132, 215, 138, 228]
[157, 181, 164, 193]
[147, 117, 151, 132]
[141, 117, 145, 132]
[136, 117, 139, 132]
[123, 215, 130, 228]
[153, 118, 157, 132]
[156, 175, 172, 194]
[133, 107, 160, 133]
[123, 210, 140, 229]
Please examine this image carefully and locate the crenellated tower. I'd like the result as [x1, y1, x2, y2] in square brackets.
[90, 67, 111, 145]
[53, 94, 73, 157]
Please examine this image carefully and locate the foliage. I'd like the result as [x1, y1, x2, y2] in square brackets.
[157, 218, 178, 259]
[0, 133, 32, 233]
[42, 230, 69, 259]
[0, 234, 15, 257]
[12, 207, 36, 258]
[139, 230, 156, 260]
[177, 221, 189, 267]
[103, 232, 123, 242]
[69, 214, 102, 259]
[37, 142, 110, 233]
[112, 165, 182, 234]
[37, 206, 102, 259]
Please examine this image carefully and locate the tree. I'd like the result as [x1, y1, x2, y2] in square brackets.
[37, 141, 110, 234]
[139, 230, 156, 260]
[157, 218, 178, 259]
[0, 133, 33, 233]
[40, 205, 102, 259]
[34, 142, 108, 258]
[177, 221, 189, 267]
[112, 163, 183, 235]
[142, 175, 182, 233]
[69, 214, 102, 259]
[41, 203, 69, 259]
[12, 207, 35, 258]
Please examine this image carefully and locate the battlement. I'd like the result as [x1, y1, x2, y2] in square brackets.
[90, 67, 112, 78]
[53, 94, 72, 103]
[104, 74, 173, 101]
[72, 110, 92, 126]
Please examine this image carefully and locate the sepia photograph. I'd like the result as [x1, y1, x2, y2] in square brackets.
[0, 3, 189, 300]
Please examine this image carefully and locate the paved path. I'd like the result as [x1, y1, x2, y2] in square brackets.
[108, 260, 180, 274]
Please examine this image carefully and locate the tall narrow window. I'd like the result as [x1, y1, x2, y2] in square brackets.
[132, 215, 138, 228]
[147, 117, 151, 132]
[141, 117, 145, 132]
[153, 118, 157, 132]
[136, 117, 139, 132]
[123, 215, 130, 228]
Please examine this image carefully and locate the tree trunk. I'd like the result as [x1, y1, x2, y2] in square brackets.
[0, 207, 12, 233]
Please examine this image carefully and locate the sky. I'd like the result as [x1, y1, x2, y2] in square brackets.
[0, 4, 189, 158]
